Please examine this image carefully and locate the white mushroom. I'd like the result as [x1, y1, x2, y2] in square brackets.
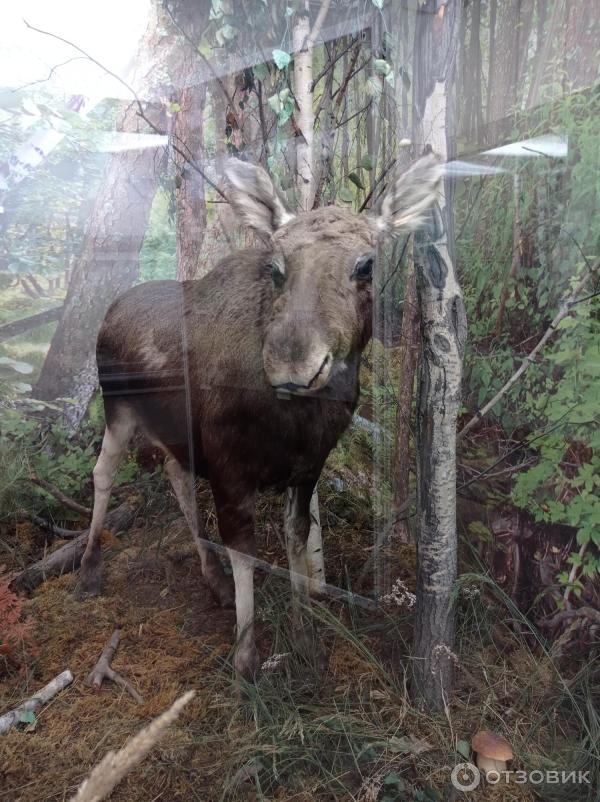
[471, 730, 514, 778]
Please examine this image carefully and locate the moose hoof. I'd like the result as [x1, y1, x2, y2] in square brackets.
[235, 644, 261, 684]
[76, 564, 103, 599]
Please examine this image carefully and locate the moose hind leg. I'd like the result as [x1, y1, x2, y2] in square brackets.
[78, 409, 135, 597]
[164, 456, 234, 608]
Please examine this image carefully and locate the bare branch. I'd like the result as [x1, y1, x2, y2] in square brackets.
[87, 629, 143, 704]
[30, 475, 92, 518]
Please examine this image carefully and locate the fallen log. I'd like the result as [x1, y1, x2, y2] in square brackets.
[11, 501, 136, 592]
[0, 306, 63, 342]
[0, 669, 73, 734]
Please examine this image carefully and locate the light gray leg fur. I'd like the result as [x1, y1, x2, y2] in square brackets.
[164, 456, 234, 608]
[227, 547, 259, 680]
[78, 411, 136, 596]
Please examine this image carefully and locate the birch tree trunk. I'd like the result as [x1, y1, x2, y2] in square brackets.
[411, 0, 466, 710]
[291, 0, 330, 590]
[293, 1, 315, 210]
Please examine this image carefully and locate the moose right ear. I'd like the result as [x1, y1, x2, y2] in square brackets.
[375, 153, 443, 234]
[225, 159, 295, 237]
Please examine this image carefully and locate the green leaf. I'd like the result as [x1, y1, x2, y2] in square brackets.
[272, 49, 291, 70]
[373, 58, 391, 76]
[348, 171, 366, 190]
[253, 63, 269, 81]
[456, 739, 471, 759]
[383, 772, 403, 787]
[268, 94, 282, 114]
[19, 710, 36, 725]
[372, 0, 384, 8]
[338, 186, 354, 203]
[359, 153, 374, 170]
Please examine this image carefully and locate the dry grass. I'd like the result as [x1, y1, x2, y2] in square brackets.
[1, 469, 597, 802]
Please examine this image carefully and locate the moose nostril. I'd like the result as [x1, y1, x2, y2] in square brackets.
[308, 354, 331, 388]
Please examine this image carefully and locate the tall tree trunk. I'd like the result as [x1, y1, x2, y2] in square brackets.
[487, 0, 534, 138]
[393, 250, 420, 545]
[34, 102, 163, 428]
[293, 1, 315, 209]
[34, 0, 209, 427]
[411, 0, 467, 710]
[174, 83, 208, 281]
[292, 0, 331, 210]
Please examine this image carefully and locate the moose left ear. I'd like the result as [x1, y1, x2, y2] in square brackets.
[375, 153, 443, 234]
[225, 159, 295, 237]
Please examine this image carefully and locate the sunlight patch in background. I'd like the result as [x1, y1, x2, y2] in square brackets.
[0, 0, 150, 102]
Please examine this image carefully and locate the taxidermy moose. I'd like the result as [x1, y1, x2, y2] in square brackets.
[78, 155, 442, 679]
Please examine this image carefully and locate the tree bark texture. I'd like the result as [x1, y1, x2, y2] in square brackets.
[174, 81, 208, 281]
[393, 252, 420, 545]
[412, 0, 466, 710]
[34, 0, 210, 427]
[34, 102, 162, 428]
[293, 1, 315, 210]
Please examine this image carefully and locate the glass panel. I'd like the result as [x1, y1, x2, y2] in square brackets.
[1, 2, 598, 800]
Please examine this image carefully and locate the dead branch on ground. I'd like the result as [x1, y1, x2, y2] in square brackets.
[11, 500, 137, 592]
[0, 670, 73, 734]
[87, 629, 143, 704]
[17, 508, 79, 540]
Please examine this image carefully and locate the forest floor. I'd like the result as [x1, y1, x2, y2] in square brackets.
[3, 463, 589, 802]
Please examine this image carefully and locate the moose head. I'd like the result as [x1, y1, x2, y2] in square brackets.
[225, 155, 442, 395]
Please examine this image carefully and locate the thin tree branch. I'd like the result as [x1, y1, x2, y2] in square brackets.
[310, 35, 359, 91]
[22, 19, 227, 200]
[29, 475, 92, 518]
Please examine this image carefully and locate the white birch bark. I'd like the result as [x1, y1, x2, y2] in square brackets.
[293, 2, 315, 210]
[0, 670, 73, 734]
[411, 0, 466, 709]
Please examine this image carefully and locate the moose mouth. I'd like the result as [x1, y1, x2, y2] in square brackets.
[273, 353, 333, 398]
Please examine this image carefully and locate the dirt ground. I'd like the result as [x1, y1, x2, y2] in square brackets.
[1, 493, 542, 802]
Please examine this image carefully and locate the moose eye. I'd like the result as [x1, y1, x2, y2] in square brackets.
[266, 262, 285, 287]
[352, 254, 374, 283]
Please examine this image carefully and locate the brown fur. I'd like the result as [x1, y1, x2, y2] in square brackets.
[79, 157, 441, 679]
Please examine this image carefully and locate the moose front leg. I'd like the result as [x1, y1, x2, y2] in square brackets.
[212, 482, 260, 681]
[284, 483, 325, 665]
